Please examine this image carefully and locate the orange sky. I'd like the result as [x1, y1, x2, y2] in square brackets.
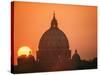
[13, 2, 97, 65]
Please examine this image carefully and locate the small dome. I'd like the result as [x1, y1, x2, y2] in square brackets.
[72, 50, 81, 61]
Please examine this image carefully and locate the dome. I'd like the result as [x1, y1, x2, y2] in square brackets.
[39, 28, 69, 50]
[38, 12, 69, 50]
[72, 50, 81, 61]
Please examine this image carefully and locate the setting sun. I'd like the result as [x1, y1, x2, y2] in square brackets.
[18, 46, 32, 56]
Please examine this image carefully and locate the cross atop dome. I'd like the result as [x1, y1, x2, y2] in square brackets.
[51, 12, 58, 28]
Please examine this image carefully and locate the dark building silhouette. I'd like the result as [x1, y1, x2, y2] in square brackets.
[72, 50, 81, 69]
[18, 51, 35, 66]
[37, 12, 71, 71]
[13, 12, 97, 73]
[14, 51, 36, 73]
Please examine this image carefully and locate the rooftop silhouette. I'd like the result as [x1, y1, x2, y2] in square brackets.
[12, 12, 97, 74]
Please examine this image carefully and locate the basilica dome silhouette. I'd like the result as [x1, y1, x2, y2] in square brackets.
[37, 12, 71, 71]
[39, 13, 69, 50]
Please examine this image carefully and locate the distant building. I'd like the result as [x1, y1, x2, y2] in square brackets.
[18, 51, 35, 66]
[72, 50, 81, 69]
[16, 51, 36, 73]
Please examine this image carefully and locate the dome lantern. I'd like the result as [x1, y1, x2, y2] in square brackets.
[51, 12, 58, 28]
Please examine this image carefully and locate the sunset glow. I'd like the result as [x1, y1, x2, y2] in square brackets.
[13, 2, 97, 65]
[18, 46, 31, 56]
